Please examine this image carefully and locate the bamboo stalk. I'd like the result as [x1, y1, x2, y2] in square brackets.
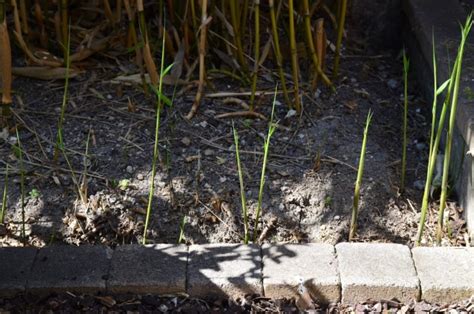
[186, 0, 208, 119]
[229, 0, 249, 76]
[250, 0, 260, 111]
[288, 0, 301, 112]
[137, 0, 159, 87]
[333, 0, 347, 78]
[302, 0, 332, 89]
[269, 0, 291, 108]
[0, 0, 12, 121]
[60, 0, 68, 59]
[19, 0, 29, 36]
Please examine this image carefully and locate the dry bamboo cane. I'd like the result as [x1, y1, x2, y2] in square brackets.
[19, 0, 29, 36]
[229, 0, 249, 77]
[60, 0, 68, 59]
[269, 0, 291, 108]
[302, 0, 332, 89]
[333, 0, 347, 78]
[288, 0, 301, 112]
[137, 0, 159, 87]
[186, 0, 208, 119]
[249, 0, 260, 111]
[0, 0, 12, 121]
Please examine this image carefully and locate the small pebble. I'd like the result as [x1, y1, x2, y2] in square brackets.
[137, 173, 144, 180]
[387, 79, 398, 89]
[334, 215, 340, 220]
[413, 180, 425, 190]
[181, 137, 191, 146]
[126, 166, 133, 174]
[204, 149, 214, 156]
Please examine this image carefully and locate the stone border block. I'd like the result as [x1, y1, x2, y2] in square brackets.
[262, 244, 340, 303]
[0, 247, 37, 296]
[336, 243, 419, 303]
[187, 244, 262, 298]
[27, 245, 112, 294]
[107, 244, 188, 294]
[412, 247, 474, 303]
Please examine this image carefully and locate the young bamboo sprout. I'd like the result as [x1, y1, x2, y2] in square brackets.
[15, 129, 26, 244]
[143, 31, 174, 244]
[416, 17, 471, 245]
[1, 164, 8, 223]
[436, 15, 472, 244]
[253, 87, 278, 242]
[400, 49, 409, 193]
[349, 110, 373, 241]
[233, 122, 249, 244]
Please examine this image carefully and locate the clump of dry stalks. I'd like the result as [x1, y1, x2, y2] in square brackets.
[0, 0, 348, 123]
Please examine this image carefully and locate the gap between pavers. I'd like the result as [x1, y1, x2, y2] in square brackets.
[336, 243, 420, 304]
[107, 244, 188, 294]
[187, 244, 263, 298]
[27, 245, 112, 295]
[413, 247, 474, 303]
[0, 247, 37, 297]
[262, 243, 340, 304]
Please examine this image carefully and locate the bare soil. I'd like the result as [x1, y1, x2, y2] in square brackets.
[0, 43, 468, 248]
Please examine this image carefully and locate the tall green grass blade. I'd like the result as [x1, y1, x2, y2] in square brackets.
[349, 110, 373, 241]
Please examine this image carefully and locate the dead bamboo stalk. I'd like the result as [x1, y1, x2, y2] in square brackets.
[186, 0, 209, 119]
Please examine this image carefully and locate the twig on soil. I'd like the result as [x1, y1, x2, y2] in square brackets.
[215, 111, 267, 120]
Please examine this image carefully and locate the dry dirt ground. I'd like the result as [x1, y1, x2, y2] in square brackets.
[0, 54, 468, 248]
[0, 36, 468, 248]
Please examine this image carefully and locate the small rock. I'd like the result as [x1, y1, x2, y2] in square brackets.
[334, 215, 340, 220]
[387, 79, 398, 89]
[413, 180, 425, 190]
[199, 121, 208, 128]
[181, 137, 191, 146]
[415, 142, 427, 151]
[136, 173, 144, 180]
[219, 177, 227, 183]
[126, 165, 133, 174]
[204, 149, 214, 156]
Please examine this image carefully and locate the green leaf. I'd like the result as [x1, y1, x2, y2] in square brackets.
[436, 79, 451, 96]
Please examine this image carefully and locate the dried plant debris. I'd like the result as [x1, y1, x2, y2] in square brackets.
[1, 293, 473, 313]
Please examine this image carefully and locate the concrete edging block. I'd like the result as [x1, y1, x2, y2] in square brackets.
[0, 247, 37, 296]
[187, 243, 262, 298]
[27, 245, 112, 294]
[336, 243, 420, 304]
[412, 247, 474, 303]
[262, 243, 340, 303]
[107, 244, 188, 294]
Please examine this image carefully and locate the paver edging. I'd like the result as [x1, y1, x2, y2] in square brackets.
[0, 243, 473, 303]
